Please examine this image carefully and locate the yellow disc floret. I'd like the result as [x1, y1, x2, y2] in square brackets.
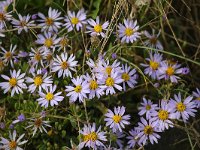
[112, 115, 122, 123]
[45, 92, 54, 101]
[61, 61, 68, 69]
[144, 125, 153, 135]
[106, 77, 114, 87]
[44, 38, 53, 48]
[176, 102, 186, 112]
[9, 78, 17, 87]
[166, 67, 174, 76]
[125, 28, 134, 36]
[45, 17, 53, 25]
[71, 17, 79, 24]
[158, 110, 169, 120]
[122, 73, 130, 81]
[94, 24, 102, 33]
[34, 76, 43, 86]
[150, 61, 159, 70]
[89, 80, 98, 90]
[145, 105, 151, 110]
[9, 141, 17, 149]
[74, 85, 82, 93]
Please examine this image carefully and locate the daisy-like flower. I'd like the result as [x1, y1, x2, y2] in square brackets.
[86, 16, 109, 37]
[127, 129, 139, 149]
[0, 8, 12, 29]
[99, 69, 123, 95]
[51, 52, 78, 78]
[35, 31, 61, 50]
[138, 97, 158, 120]
[136, 117, 160, 146]
[0, 130, 28, 150]
[0, 0, 13, 12]
[11, 14, 35, 34]
[26, 69, 53, 93]
[64, 8, 87, 32]
[192, 88, 200, 108]
[37, 85, 64, 108]
[29, 47, 46, 68]
[121, 64, 137, 91]
[55, 35, 69, 51]
[65, 76, 90, 103]
[86, 58, 103, 74]
[104, 106, 130, 132]
[83, 73, 104, 99]
[112, 131, 125, 148]
[144, 30, 163, 50]
[158, 61, 182, 83]
[169, 93, 197, 122]
[117, 19, 140, 43]
[38, 7, 63, 32]
[0, 44, 17, 68]
[26, 117, 51, 136]
[78, 123, 107, 150]
[151, 100, 175, 131]
[0, 69, 27, 97]
[141, 52, 163, 80]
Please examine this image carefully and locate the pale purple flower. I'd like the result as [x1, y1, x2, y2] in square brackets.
[104, 106, 130, 132]
[169, 93, 197, 122]
[117, 19, 140, 43]
[192, 88, 200, 108]
[127, 129, 139, 148]
[181, 67, 190, 75]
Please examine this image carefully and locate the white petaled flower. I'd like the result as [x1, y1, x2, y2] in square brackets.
[158, 61, 182, 83]
[55, 35, 69, 51]
[141, 52, 163, 80]
[64, 8, 87, 32]
[192, 88, 200, 108]
[86, 16, 109, 38]
[136, 117, 160, 146]
[99, 69, 123, 95]
[29, 47, 46, 68]
[35, 31, 61, 50]
[65, 76, 90, 103]
[83, 73, 104, 99]
[138, 97, 158, 120]
[117, 19, 140, 43]
[0, 130, 28, 150]
[127, 129, 139, 149]
[0, 69, 27, 97]
[150, 100, 176, 131]
[144, 30, 163, 50]
[26, 117, 51, 136]
[0, 0, 13, 12]
[37, 85, 64, 108]
[11, 14, 35, 34]
[0, 8, 12, 29]
[78, 123, 107, 150]
[26, 69, 53, 93]
[0, 44, 17, 68]
[121, 64, 137, 91]
[52, 52, 78, 78]
[104, 106, 130, 133]
[38, 7, 63, 32]
[169, 93, 197, 122]
[86, 58, 103, 74]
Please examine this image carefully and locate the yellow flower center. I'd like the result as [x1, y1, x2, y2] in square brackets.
[150, 37, 157, 45]
[150, 61, 159, 70]
[60, 38, 68, 47]
[196, 97, 200, 101]
[106, 77, 114, 86]
[46, 54, 52, 61]
[83, 132, 98, 142]
[5, 51, 12, 59]
[74, 85, 82, 93]
[71, 17, 79, 24]
[122, 73, 130, 81]
[0, 13, 5, 21]
[44, 38, 53, 48]
[9, 141, 17, 149]
[158, 110, 169, 120]
[45, 92, 54, 101]
[34, 118, 42, 127]
[166, 67, 174, 76]
[105, 66, 112, 76]
[89, 80, 98, 90]
[45, 17, 53, 25]
[125, 28, 134, 36]
[112, 115, 122, 123]
[61, 61, 68, 69]
[34, 76, 43, 86]
[20, 21, 27, 27]
[176, 102, 186, 112]
[34, 53, 41, 61]
[144, 125, 153, 135]
[94, 24, 102, 33]
[9, 78, 17, 87]
[146, 104, 151, 110]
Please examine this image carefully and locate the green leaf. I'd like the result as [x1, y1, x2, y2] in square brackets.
[91, 0, 101, 19]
